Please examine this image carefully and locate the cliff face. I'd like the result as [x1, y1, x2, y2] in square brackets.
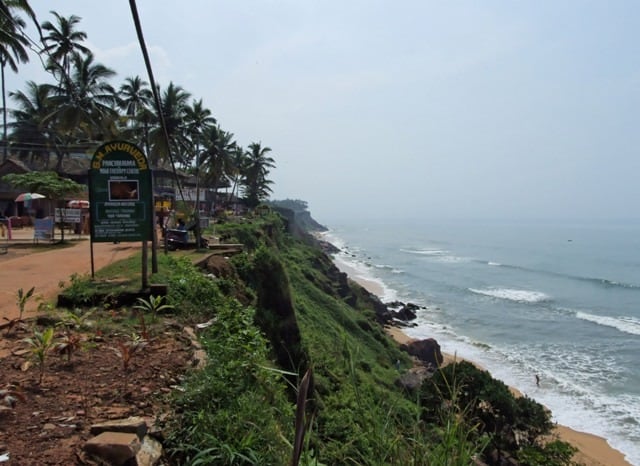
[270, 205, 327, 236]
[252, 246, 307, 374]
[207, 212, 569, 466]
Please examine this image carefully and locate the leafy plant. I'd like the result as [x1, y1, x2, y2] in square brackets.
[51, 309, 92, 361]
[3, 286, 36, 335]
[134, 295, 175, 316]
[23, 327, 55, 384]
[57, 308, 94, 330]
[109, 334, 147, 396]
[17, 286, 35, 320]
[58, 273, 95, 305]
[110, 334, 147, 372]
[292, 367, 315, 466]
[54, 332, 83, 362]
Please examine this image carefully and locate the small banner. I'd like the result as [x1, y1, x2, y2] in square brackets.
[34, 218, 54, 241]
[88, 141, 153, 243]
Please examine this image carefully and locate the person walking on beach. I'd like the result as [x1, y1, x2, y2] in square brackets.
[535, 374, 540, 387]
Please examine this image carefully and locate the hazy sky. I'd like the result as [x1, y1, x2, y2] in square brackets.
[5, 1, 640, 223]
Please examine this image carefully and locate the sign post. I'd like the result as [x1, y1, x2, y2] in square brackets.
[89, 141, 153, 287]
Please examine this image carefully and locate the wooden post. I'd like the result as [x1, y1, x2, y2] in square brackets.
[142, 240, 148, 289]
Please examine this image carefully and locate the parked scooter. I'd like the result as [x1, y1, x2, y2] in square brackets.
[165, 220, 208, 250]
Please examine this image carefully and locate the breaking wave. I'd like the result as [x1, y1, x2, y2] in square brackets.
[575, 312, 640, 336]
[468, 288, 550, 303]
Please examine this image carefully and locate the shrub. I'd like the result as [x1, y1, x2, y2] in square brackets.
[166, 301, 293, 464]
[165, 256, 223, 320]
[420, 361, 567, 465]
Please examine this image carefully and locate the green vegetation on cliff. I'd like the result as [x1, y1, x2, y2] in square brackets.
[162, 211, 576, 466]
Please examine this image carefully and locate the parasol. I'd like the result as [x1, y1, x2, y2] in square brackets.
[67, 199, 90, 209]
[15, 192, 46, 202]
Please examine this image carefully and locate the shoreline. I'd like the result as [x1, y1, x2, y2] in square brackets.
[333, 255, 632, 466]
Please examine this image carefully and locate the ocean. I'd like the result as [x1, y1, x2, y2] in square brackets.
[320, 218, 640, 466]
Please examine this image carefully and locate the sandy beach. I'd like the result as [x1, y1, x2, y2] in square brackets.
[333, 255, 633, 466]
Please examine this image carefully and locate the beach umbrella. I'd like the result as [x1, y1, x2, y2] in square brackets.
[15, 192, 46, 202]
[67, 199, 89, 209]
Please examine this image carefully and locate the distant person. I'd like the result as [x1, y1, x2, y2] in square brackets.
[157, 207, 167, 228]
[535, 374, 540, 387]
[176, 218, 188, 243]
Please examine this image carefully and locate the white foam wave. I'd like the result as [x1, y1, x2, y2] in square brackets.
[436, 255, 470, 264]
[373, 264, 405, 274]
[488, 261, 502, 266]
[576, 312, 640, 336]
[400, 248, 447, 256]
[469, 287, 550, 303]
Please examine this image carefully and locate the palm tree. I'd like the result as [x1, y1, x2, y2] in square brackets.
[182, 98, 216, 167]
[0, 0, 35, 161]
[118, 75, 152, 122]
[41, 11, 90, 83]
[226, 144, 247, 211]
[148, 82, 191, 167]
[242, 142, 276, 208]
[180, 100, 216, 246]
[8, 80, 56, 165]
[200, 125, 236, 208]
[47, 52, 117, 171]
[117, 75, 153, 151]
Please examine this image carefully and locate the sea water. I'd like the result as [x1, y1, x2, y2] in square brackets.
[321, 218, 640, 465]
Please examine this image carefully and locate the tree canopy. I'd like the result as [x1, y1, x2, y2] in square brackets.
[2, 171, 84, 200]
[4, 6, 277, 212]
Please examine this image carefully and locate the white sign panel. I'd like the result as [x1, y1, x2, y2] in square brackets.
[54, 208, 82, 223]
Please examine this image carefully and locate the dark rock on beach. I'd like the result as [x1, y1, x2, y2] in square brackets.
[401, 338, 444, 369]
[386, 301, 423, 324]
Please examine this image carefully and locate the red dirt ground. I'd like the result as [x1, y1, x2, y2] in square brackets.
[0, 237, 194, 465]
[1, 238, 141, 323]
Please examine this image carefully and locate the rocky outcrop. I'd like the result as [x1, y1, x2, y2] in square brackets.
[183, 326, 208, 369]
[84, 417, 163, 466]
[396, 365, 432, 392]
[84, 432, 142, 465]
[253, 249, 307, 374]
[386, 301, 422, 322]
[401, 338, 444, 370]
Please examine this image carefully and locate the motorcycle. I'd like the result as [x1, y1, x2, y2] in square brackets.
[165, 224, 208, 250]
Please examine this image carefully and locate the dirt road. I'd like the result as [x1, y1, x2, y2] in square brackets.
[0, 239, 141, 322]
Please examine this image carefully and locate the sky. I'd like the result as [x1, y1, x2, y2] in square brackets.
[4, 1, 640, 223]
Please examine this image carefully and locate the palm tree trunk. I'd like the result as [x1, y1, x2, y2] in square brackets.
[2, 63, 8, 162]
[194, 156, 203, 248]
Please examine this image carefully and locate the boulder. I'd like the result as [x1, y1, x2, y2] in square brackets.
[90, 416, 148, 439]
[84, 431, 141, 465]
[394, 304, 418, 322]
[401, 338, 443, 369]
[136, 435, 163, 466]
[395, 365, 432, 391]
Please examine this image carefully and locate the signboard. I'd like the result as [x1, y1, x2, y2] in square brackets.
[89, 141, 153, 242]
[54, 208, 82, 223]
[34, 218, 54, 241]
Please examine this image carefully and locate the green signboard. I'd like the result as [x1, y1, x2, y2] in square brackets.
[89, 141, 153, 242]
